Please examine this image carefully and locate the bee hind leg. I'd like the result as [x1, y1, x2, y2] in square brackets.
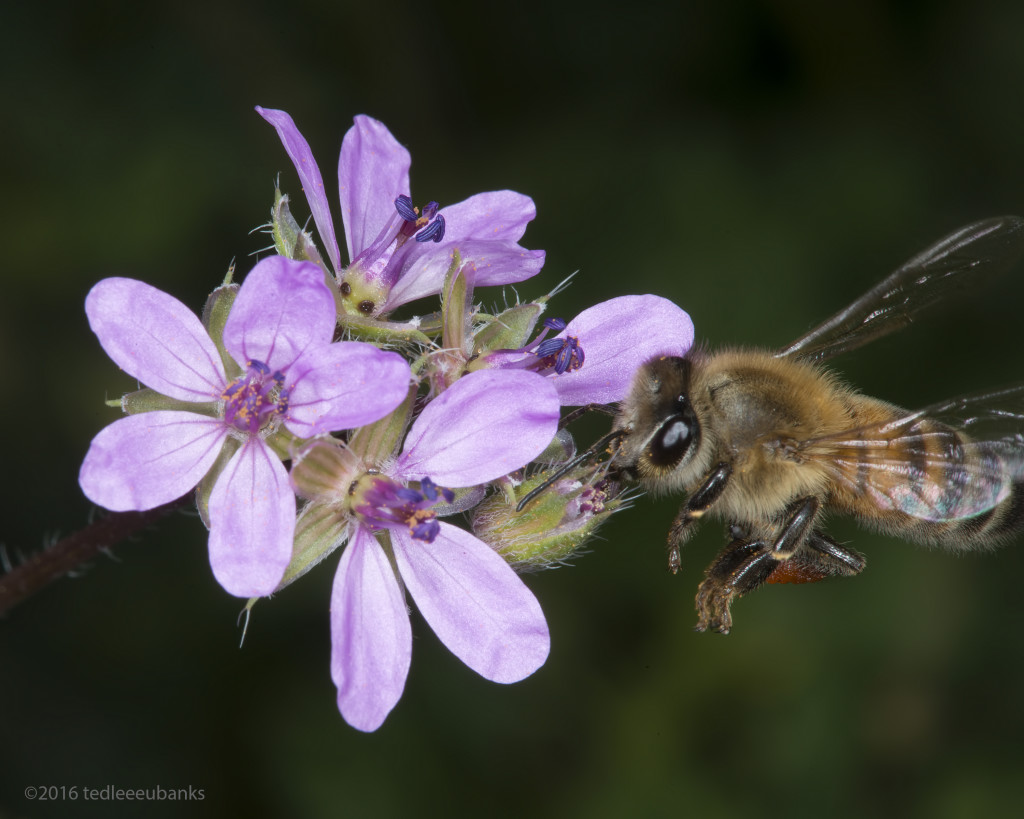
[694, 496, 820, 634]
[765, 530, 866, 585]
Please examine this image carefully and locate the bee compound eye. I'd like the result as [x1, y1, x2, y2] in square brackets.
[649, 412, 698, 467]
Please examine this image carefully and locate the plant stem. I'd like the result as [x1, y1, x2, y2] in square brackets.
[0, 496, 191, 616]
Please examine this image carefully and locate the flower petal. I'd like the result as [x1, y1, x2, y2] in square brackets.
[384, 241, 546, 312]
[256, 106, 342, 272]
[438, 190, 538, 243]
[339, 115, 411, 262]
[393, 523, 549, 683]
[331, 526, 412, 732]
[222, 257, 335, 374]
[553, 295, 695, 405]
[208, 439, 295, 597]
[394, 370, 560, 486]
[79, 411, 227, 511]
[85, 278, 226, 402]
[285, 342, 411, 437]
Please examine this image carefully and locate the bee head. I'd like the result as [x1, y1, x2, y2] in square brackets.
[647, 388, 701, 469]
[615, 355, 703, 482]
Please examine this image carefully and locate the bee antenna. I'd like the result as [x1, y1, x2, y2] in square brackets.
[516, 428, 626, 512]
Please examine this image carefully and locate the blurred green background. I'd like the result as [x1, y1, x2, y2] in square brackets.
[4, 1, 1024, 817]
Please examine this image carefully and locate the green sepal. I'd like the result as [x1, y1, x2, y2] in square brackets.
[348, 383, 418, 466]
[201, 281, 241, 378]
[264, 425, 305, 462]
[271, 188, 326, 269]
[414, 311, 444, 336]
[471, 302, 544, 358]
[338, 314, 434, 348]
[120, 388, 220, 418]
[195, 436, 241, 528]
[274, 501, 349, 591]
[441, 250, 470, 354]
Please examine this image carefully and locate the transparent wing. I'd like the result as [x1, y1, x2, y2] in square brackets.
[797, 385, 1024, 521]
[776, 216, 1024, 364]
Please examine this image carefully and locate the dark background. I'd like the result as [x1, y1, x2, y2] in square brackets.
[4, 1, 1024, 817]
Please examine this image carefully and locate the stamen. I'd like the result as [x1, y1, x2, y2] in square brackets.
[415, 215, 445, 243]
[536, 335, 585, 375]
[354, 475, 455, 543]
[394, 195, 418, 222]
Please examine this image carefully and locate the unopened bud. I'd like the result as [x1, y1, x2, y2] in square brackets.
[472, 469, 624, 570]
[271, 188, 326, 269]
[470, 302, 544, 362]
[291, 438, 364, 502]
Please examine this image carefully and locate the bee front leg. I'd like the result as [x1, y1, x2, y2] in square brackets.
[667, 462, 732, 573]
[694, 496, 819, 633]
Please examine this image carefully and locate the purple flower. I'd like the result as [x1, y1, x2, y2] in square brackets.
[331, 369, 560, 731]
[481, 294, 695, 405]
[256, 106, 546, 317]
[79, 257, 412, 597]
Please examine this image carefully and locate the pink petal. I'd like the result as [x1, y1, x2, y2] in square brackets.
[384, 241, 546, 312]
[395, 370, 560, 486]
[79, 411, 227, 511]
[208, 439, 296, 597]
[331, 526, 412, 732]
[285, 343, 411, 437]
[339, 115, 411, 262]
[85, 278, 226, 402]
[438, 190, 537, 243]
[256, 106, 342, 272]
[222, 257, 336, 374]
[393, 523, 549, 683]
[554, 295, 695, 405]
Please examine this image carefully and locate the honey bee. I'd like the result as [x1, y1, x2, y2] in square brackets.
[613, 216, 1024, 633]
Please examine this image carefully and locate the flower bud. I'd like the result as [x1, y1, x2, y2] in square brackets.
[472, 468, 625, 570]
[270, 188, 326, 269]
[470, 302, 544, 362]
[201, 277, 241, 378]
[290, 438, 364, 502]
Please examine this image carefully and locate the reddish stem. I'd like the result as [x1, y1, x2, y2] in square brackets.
[0, 497, 191, 616]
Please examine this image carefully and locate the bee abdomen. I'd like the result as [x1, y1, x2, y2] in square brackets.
[933, 477, 1024, 549]
[869, 421, 1024, 550]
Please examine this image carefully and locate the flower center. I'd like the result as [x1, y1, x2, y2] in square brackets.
[338, 196, 446, 318]
[221, 359, 290, 434]
[394, 195, 446, 243]
[534, 334, 585, 374]
[350, 475, 455, 543]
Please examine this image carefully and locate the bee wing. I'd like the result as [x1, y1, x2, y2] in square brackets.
[776, 216, 1024, 364]
[798, 385, 1024, 522]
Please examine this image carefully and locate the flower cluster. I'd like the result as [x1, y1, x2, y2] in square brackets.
[79, 108, 694, 731]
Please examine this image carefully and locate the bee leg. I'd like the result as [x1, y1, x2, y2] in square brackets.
[770, 496, 820, 559]
[667, 462, 732, 573]
[694, 539, 775, 634]
[556, 402, 617, 430]
[766, 530, 866, 585]
[694, 497, 819, 634]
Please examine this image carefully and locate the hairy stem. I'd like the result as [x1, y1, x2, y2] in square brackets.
[0, 496, 191, 616]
